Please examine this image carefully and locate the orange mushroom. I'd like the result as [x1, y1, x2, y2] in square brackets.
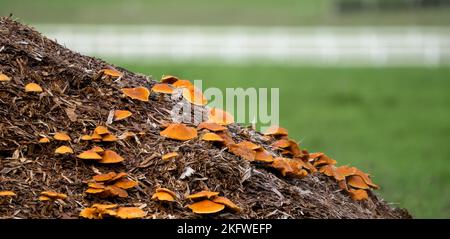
[102, 134, 118, 142]
[105, 185, 128, 198]
[156, 188, 177, 198]
[116, 207, 146, 219]
[110, 172, 128, 181]
[313, 154, 337, 167]
[90, 146, 104, 153]
[334, 166, 358, 181]
[188, 200, 225, 214]
[162, 152, 179, 160]
[160, 123, 198, 141]
[25, 83, 43, 93]
[212, 196, 241, 211]
[271, 139, 290, 149]
[201, 132, 224, 142]
[113, 110, 132, 121]
[102, 68, 123, 78]
[151, 83, 174, 94]
[77, 150, 102, 160]
[54, 132, 71, 141]
[93, 172, 117, 182]
[186, 190, 220, 200]
[121, 87, 150, 102]
[94, 126, 110, 135]
[55, 146, 74, 154]
[348, 189, 369, 201]
[40, 191, 67, 201]
[152, 191, 175, 202]
[98, 150, 125, 164]
[91, 132, 103, 141]
[197, 122, 227, 132]
[228, 144, 256, 161]
[0, 73, 11, 82]
[346, 175, 370, 190]
[264, 125, 288, 136]
[38, 137, 50, 143]
[207, 107, 234, 125]
[0, 191, 16, 197]
[113, 179, 138, 189]
[182, 86, 207, 106]
[270, 157, 294, 176]
[81, 135, 92, 141]
[254, 149, 274, 163]
[237, 141, 261, 150]
[79, 208, 100, 219]
[172, 79, 194, 88]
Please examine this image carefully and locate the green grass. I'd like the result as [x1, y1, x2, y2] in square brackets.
[2, 0, 450, 25]
[113, 62, 450, 218]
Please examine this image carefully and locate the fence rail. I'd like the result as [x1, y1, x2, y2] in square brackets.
[37, 25, 450, 66]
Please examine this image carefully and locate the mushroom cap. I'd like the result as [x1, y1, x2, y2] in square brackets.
[113, 179, 138, 189]
[313, 154, 337, 167]
[346, 175, 370, 190]
[77, 150, 102, 160]
[121, 87, 150, 102]
[264, 125, 288, 136]
[102, 134, 118, 142]
[54, 132, 71, 141]
[41, 191, 67, 200]
[81, 135, 92, 141]
[102, 68, 122, 78]
[212, 196, 241, 211]
[114, 110, 132, 121]
[98, 150, 125, 164]
[0, 191, 16, 197]
[201, 132, 224, 142]
[271, 139, 291, 149]
[55, 146, 74, 154]
[79, 208, 100, 219]
[197, 122, 227, 132]
[25, 83, 43, 92]
[348, 189, 369, 201]
[254, 149, 274, 163]
[237, 141, 261, 150]
[186, 190, 220, 200]
[90, 146, 104, 153]
[38, 137, 50, 143]
[0, 73, 11, 82]
[182, 86, 207, 106]
[156, 188, 177, 198]
[152, 191, 175, 202]
[334, 165, 358, 181]
[160, 123, 198, 141]
[94, 126, 110, 135]
[151, 83, 174, 94]
[93, 172, 117, 182]
[116, 207, 146, 219]
[207, 107, 234, 125]
[228, 144, 255, 161]
[172, 79, 193, 88]
[188, 200, 225, 214]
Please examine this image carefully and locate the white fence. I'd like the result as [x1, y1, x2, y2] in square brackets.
[37, 25, 450, 66]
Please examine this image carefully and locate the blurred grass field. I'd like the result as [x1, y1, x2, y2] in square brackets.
[115, 62, 450, 218]
[2, 0, 450, 26]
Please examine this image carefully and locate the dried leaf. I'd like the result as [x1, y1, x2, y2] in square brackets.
[162, 152, 179, 160]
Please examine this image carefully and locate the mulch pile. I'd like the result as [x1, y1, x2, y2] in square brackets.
[0, 17, 411, 219]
